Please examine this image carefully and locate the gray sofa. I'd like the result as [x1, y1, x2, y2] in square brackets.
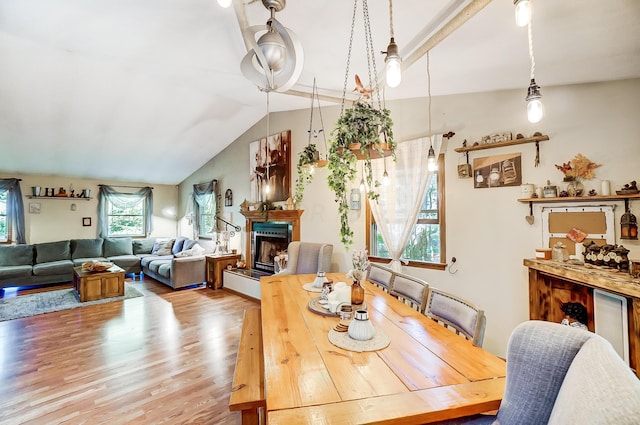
[0, 237, 207, 290]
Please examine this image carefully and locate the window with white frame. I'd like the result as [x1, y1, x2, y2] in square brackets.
[197, 192, 215, 239]
[369, 154, 445, 266]
[106, 195, 146, 237]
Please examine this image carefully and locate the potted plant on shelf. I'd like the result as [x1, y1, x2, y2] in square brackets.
[328, 100, 396, 248]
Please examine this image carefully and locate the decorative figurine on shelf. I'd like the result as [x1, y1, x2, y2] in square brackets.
[617, 180, 639, 195]
[560, 302, 589, 331]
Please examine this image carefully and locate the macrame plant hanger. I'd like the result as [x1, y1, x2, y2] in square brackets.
[340, 0, 384, 119]
[305, 78, 328, 169]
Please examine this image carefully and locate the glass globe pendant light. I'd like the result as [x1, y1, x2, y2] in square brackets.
[514, 0, 531, 27]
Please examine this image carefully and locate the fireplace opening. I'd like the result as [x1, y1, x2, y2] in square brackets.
[251, 222, 292, 274]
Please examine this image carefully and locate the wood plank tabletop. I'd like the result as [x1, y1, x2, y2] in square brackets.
[260, 273, 506, 424]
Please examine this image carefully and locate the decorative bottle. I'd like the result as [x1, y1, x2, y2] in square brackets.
[351, 279, 365, 306]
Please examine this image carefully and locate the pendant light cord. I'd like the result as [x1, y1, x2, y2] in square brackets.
[265, 87, 271, 193]
[389, 0, 395, 38]
[427, 51, 432, 143]
[528, 19, 535, 80]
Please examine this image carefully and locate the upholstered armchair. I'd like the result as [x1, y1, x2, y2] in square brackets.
[438, 320, 640, 424]
[275, 241, 333, 275]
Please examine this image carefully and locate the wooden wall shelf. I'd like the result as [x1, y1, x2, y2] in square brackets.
[27, 196, 92, 201]
[454, 134, 549, 153]
[518, 193, 640, 204]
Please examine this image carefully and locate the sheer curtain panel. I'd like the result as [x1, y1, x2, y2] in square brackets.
[369, 135, 442, 271]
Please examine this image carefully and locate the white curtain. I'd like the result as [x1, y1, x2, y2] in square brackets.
[369, 135, 442, 272]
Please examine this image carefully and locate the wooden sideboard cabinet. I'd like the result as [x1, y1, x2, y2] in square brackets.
[206, 254, 241, 289]
[525, 258, 640, 377]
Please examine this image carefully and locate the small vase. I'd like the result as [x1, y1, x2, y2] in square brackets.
[351, 279, 365, 305]
[565, 178, 584, 197]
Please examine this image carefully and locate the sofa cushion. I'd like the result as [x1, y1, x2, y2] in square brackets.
[152, 239, 175, 256]
[71, 239, 104, 260]
[73, 257, 108, 266]
[157, 263, 171, 279]
[148, 259, 171, 274]
[32, 260, 74, 276]
[104, 237, 133, 257]
[107, 255, 140, 268]
[141, 255, 173, 268]
[0, 265, 33, 279]
[182, 239, 199, 251]
[172, 236, 188, 255]
[548, 336, 640, 425]
[0, 245, 34, 266]
[132, 238, 155, 255]
[35, 241, 71, 264]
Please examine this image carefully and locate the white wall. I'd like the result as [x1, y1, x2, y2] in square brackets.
[0, 173, 178, 243]
[179, 78, 640, 356]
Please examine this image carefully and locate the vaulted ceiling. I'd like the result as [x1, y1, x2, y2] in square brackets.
[1, 0, 638, 184]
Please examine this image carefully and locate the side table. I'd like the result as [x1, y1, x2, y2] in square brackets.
[206, 254, 241, 289]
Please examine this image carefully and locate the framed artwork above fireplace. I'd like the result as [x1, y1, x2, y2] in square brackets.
[249, 129, 291, 203]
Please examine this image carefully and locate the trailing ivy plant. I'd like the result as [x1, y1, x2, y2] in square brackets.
[327, 101, 396, 248]
[293, 144, 319, 207]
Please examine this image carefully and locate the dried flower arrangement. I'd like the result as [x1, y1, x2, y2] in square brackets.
[555, 154, 601, 180]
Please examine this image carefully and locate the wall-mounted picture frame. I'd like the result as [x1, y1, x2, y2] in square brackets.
[29, 202, 41, 214]
[473, 152, 522, 189]
[249, 129, 291, 203]
[82, 217, 91, 227]
[225, 189, 233, 207]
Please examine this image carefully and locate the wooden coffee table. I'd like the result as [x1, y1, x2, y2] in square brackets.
[73, 265, 125, 302]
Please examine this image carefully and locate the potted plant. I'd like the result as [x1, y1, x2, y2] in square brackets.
[294, 144, 320, 206]
[328, 101, 396, 248]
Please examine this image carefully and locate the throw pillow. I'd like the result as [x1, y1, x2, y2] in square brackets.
[152, 239, 175, 256]
[172, 236, 189, 255]
[175, 244, 205, 257]
[182, 239, 199, 251]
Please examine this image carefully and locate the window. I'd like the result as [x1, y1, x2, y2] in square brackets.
[368, 154, 445, 268]
[106, 195, 146, 237]
[197, 193, 215, 239]
[0, 189, 9, 243]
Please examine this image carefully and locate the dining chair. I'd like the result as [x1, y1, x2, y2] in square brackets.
[433, 321, 640, 425]
[365, 263, 395, 292]
[275, 241, 333, 275]
[388, 272, 429, 312]
[425, 287, 486, 347]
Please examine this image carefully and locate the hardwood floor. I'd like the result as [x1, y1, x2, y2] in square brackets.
[0, 276, 259, 424]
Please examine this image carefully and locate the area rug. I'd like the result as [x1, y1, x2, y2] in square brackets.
[0, 284, 144, 322]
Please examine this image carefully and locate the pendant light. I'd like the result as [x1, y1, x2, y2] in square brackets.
[382, 0, 401, 88]
[523, 2, 543, 123]
[217, 0, 232, 8]
[240, 0, 303, 92]
[426, 51, 438, 172]
[514, 0, 531, 27]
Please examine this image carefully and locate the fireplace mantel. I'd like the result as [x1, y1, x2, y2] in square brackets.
[240, 209, 304, 270]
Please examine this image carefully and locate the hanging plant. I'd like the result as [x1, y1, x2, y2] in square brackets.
[328, 100, 396, 248]
[294, 144, 320, 206]
[294, 78, 328, 207]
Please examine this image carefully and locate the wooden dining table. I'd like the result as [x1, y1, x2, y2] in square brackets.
[259, 272, 506, 424]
